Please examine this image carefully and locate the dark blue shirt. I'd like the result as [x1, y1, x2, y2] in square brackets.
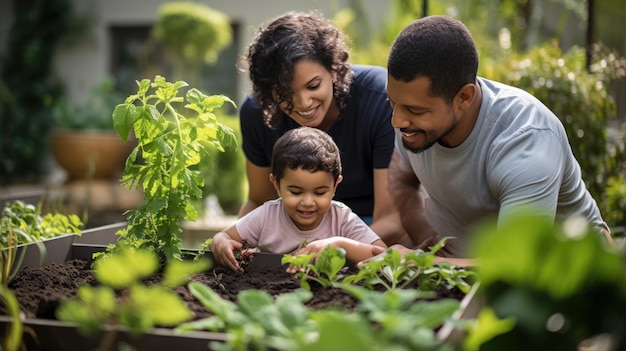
[240, 65, 394, 217]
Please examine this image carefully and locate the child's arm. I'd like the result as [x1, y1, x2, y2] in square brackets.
[210, 224, 245, 271]
[291, 237, 387, 265]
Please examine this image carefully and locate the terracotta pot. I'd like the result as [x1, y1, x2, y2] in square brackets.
[50, 129, 134, 180]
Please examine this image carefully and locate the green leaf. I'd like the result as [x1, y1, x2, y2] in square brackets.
[162, 257, 211, 288]
[188, 281, 240, 320]
[307, 310, 375, 351]
[127, 284, 192, 326]
[112, 103, 137, 142]
[463, 307, 516, 351]
[94, 248, 159, 288]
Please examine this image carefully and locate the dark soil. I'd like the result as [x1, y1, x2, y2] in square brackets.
[9, 258, 465, 323]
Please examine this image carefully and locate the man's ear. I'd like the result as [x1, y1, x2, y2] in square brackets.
[269, 173, 280, 195]
[457, 83, 477, 110]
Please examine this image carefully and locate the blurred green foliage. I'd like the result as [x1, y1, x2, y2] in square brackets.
[200, 113, 246, 215]
[470, 211, 626, 350]
[0, 0, 72, 184]
[152, 1, 232, 88]
[52, 75, 124, 130]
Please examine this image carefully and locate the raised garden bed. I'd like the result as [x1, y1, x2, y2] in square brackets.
[2, 225, 480, 351]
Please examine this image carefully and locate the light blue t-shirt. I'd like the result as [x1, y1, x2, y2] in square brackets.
[396, 77, 608, 256]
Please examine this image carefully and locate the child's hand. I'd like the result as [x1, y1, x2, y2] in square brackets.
[292, 237, 340, 257]
[211, 232, 244, 271]
[285, 238, 339, 274]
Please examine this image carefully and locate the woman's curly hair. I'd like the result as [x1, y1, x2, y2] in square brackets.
[243, 10, 353, 129]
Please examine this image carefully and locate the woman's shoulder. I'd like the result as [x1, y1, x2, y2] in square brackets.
[351, 64, 387, 85]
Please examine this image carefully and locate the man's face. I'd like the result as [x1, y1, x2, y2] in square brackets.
[386, 75, 460, 153]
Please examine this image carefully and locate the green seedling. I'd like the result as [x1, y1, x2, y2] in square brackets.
[57, 247, 210, 347]
[281, 246, 347, 290]
[344, 237, 476, 293]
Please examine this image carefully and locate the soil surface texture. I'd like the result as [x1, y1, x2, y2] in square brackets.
[9, 258, 465, 323]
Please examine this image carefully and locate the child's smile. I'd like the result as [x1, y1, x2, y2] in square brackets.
[272, 167, 341, 231]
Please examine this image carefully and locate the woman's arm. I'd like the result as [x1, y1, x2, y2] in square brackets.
[237, 159, 277, 218]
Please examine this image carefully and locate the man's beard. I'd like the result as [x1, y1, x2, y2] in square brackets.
[402, 138, 436, 154]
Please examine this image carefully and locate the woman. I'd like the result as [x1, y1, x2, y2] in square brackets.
[237, 10, 409, 246]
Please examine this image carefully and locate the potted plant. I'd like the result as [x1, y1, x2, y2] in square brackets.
[49, 75, 135, 180]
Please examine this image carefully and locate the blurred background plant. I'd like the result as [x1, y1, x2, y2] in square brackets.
[151, 1, 232, 90]
[0, 0, 73, 185]
[52, 75, 124, 131]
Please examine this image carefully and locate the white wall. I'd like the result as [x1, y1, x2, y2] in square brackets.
[47, 0, 391, 107]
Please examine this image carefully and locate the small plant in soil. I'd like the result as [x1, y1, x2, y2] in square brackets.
[344, 237, 477, 293]
[281, 246, 348, 290]
[1, 200, 83, 351]
[106, 75, 238, 263]
[56, 248, 210, 347]
[234, 240, 254, 271]
[173, 243, 475, 351]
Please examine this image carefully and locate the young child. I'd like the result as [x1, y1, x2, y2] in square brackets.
[211, 126, 387, 271]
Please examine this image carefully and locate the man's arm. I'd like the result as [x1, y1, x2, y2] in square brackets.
[369, 168, 413, 246]
[387, 150, 436, 247]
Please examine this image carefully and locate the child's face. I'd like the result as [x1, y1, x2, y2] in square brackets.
[270, 167, 342, 231]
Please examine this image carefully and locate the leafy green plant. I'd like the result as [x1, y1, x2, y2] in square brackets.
[108, 75, 237, 262]
[344, 238, 476, 294]
[1, 200, 83, 280]
[177, 267, 471, 351]
[470, 210, 626, 350]
[342, 286, 465, 350]
[0, 200, 83, 351]
[281, 246, 348, 290]
[177, 285, 315, 351]
[56, 248, 210, 344]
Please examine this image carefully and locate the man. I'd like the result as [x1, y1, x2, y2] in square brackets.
[369, 15, 611, 265]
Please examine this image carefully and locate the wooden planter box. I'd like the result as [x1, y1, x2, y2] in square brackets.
[3, 223, 481, 351]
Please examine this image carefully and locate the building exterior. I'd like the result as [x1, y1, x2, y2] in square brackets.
[0, 0, 392, 108]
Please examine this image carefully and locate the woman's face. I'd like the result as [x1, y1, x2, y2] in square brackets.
[278, 59, 338, 130]
[270, 167, 342, 231]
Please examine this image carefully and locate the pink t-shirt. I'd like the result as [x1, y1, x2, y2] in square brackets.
[235, 199, 381, 254]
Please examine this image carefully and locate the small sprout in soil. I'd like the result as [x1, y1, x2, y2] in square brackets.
[234, 240, 254, 271]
